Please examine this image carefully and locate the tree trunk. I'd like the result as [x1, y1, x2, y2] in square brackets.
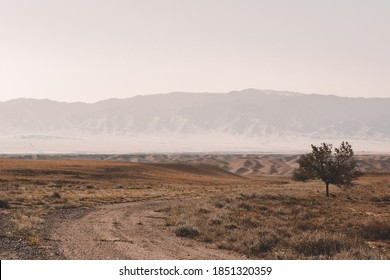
[325, 182, 329, 197]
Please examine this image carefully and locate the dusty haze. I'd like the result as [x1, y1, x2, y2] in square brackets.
[1, 90, 390, 154]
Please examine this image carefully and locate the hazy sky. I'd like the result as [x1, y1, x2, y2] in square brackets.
[1, 0, 389, 102]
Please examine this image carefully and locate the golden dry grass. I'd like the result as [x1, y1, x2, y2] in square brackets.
[0, 158, 389, 259]
[165, 175, 390, 259]
[0, 158, 245, 248]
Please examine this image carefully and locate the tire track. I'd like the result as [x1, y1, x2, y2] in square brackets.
[49, 199, 246, 260]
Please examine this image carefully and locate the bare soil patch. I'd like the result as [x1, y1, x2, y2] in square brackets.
[47, 199, 246, 259]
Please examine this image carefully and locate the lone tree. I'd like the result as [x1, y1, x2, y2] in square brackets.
[293, 141, 362, 196]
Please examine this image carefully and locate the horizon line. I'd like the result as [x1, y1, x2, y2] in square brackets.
[1, 88, 389, 104]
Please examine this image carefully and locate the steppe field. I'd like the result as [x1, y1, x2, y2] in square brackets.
[0, 154, 389, 260]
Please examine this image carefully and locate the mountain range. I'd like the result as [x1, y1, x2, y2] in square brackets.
[1, 89, 389, 153]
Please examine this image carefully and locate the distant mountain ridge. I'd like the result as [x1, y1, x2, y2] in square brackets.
[1, 89, 390, 153]
[1, 89, 389, 138]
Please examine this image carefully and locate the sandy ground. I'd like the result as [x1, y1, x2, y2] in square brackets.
[48, 199, 247, 260]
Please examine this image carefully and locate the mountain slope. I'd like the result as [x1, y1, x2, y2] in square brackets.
[1, 89, 390, 153]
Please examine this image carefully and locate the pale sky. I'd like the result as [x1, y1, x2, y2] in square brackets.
[1, 0, 389, 102]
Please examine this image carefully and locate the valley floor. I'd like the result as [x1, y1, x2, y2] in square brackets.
[0, 157, 389, 259]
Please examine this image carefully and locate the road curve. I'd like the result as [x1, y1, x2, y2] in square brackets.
[49, 199, 247, 260]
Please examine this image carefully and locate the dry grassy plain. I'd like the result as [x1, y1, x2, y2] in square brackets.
[0, 157, 389, 259]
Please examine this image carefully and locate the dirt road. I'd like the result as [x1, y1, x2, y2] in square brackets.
[49, 199, 246, 260]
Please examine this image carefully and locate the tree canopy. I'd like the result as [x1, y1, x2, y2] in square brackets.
[293, 141, 362, 196]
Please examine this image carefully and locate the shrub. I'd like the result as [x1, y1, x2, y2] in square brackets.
[237, 203, 252, 211]
[251, 230, 280, 254]
[294, 231, 356, 257]
[0, 200, 10, 208]
[371, 195, 390, 203]
[210, 219, 223, 225]
[214, 202, 225, 208]
[175, 226, 199, 238]
[51, 192, 61, 199]
[361, 218, 390, 240]
[197, 208, 211, 214]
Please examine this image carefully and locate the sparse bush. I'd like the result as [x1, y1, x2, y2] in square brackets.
[11, 214, 44, 245]
[269, 165, 277, 174]
[217, 242, 230, 250]
[257, 205, 268, 211]
[371, 195, 390, 203]
[334, 246, 385, 260]
[251, 230, 280, 254]
[210, 219, 223, 225]
[163, 171, 389, 259]
[0, 200, 10, 208]
[175, 226, 199, 238]
[237, 202, 252, 211]
[361, 218, 390, 240]
[201, 236, 213, 243]
[214, 202, 225, 208]
[225, 224, 238, 230]
[197, 208, 211, 214]
[275, 207, 287, 215]
[212, 196, 231, 208]
[296, 221, 317, 231]
[294, 231, 356, 257]
[273, 180, 290, 185]
[51, 192, 61, 199]
[240, 218, 257, 228]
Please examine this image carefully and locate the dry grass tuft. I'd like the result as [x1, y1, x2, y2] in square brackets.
[361, 218, 390, 240]
[293, 231, 357, 257]
[50, 192, 61, 199]
[250, 230, 281, 254]
[175, 226, 199, 238]
[0, 200, 10, 208]
[10, 213, 45, 245]
[167, 176, 390, 259]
